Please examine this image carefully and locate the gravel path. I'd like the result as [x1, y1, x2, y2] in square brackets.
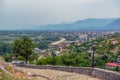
[21, 67, 102, 80]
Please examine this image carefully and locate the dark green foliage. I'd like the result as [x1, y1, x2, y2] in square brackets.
[29, 53, 39, 64]
[12, 36, 35, 64]
[3, 54, 13, 62]
[95, 56, 106, 68]
[95, 55, 117, 68]
[37, 40, 48, 49]
[17, 56, 26, 61]
[37, 52, 91, 67]
[36, 57, 53, 65]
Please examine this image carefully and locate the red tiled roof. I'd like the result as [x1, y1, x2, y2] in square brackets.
[55, 44, 70, 47]
[55, 44, 64, 47]
[105, 62, 120, 67]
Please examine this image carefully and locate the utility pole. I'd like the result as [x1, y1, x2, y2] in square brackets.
[52, 51, 55, 65]
[91, 44, 96, 68]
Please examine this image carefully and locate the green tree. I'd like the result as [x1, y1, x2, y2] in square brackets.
[17, 56, 26, 61]
[37, 40, 48, 49]
[29, 53, 39, 64]
[12, 36, 35, 64]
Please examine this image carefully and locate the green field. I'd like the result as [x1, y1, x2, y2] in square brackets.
[0, 36, 17, 43]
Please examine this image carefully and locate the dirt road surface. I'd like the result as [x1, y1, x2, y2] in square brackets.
[51, 38, 66, 45]
[20, 67, 102, 80]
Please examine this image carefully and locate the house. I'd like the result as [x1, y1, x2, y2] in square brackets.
[34, 48, 46, 53]
[54, 51, 60, 56]
[34, 48, 41, 53]
[54, 43, 70, 48]
[79, 35, 88, 42]
[109, 39, 118, 44]
[105, 62, 120, 69]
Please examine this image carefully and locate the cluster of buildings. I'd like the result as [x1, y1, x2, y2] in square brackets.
[34, 31, 120, 59]
[51, 31, 120, 44]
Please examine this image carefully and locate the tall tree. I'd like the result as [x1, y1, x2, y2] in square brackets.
[13, 36, 35, 64]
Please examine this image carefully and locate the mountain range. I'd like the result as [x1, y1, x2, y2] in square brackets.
[32, 18, 120, 31]
[1, 18, 120, 31]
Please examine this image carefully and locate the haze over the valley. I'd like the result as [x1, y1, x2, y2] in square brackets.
[0, 0, 120, 30]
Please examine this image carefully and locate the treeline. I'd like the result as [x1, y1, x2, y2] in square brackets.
[36, 52, 91, 67]
[36, 52, 113, 68]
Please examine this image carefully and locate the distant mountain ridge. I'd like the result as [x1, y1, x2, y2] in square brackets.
[104, 18, 120, 30]
[1, 18, 120, 30]
[33, 18, 120, 30]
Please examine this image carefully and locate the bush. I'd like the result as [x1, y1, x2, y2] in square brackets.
[36, 57, 53, 65]
[36, 52, 91, 67]
[17, 56, 26, 61]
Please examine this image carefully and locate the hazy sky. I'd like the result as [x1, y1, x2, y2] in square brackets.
[0, 0, 120, 29]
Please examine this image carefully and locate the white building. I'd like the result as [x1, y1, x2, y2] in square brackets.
[54, 51, 60, 56]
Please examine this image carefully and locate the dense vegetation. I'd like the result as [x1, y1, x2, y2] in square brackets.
[36, 52, 90, 67]
[36, 33, 120, 69]
[0, 31, 120, 71]
[12, 36, 35, 63]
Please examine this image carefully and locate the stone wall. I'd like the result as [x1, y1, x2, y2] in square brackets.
[17, 65, 120, 80]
